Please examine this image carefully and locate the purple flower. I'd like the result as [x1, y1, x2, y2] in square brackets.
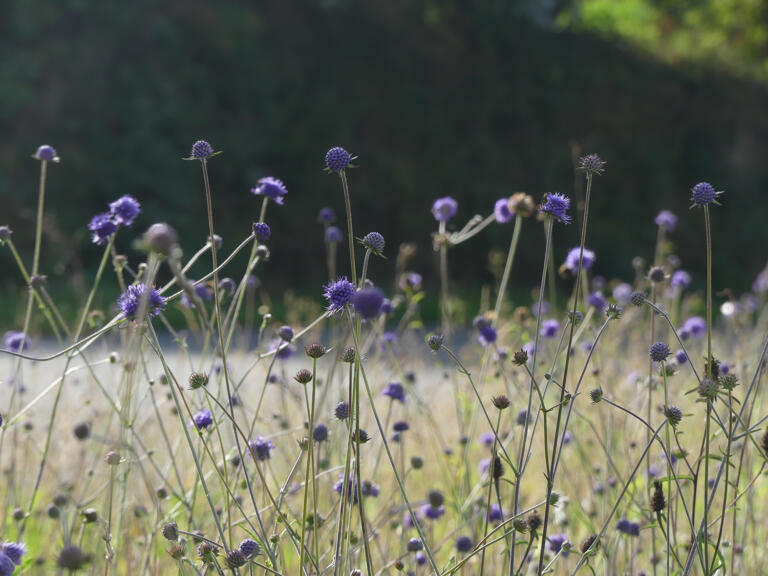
[253, 222, 271, 243]
[325, 226, 343, 244]
[382, 382, 406, 403]
[190, 140, 214, 158]
[494, 198, 514, 223]
[671, 270, 692, 289]
[487, 503, 504, 524]
[455, 536, 474, 553]
[420, 503, 445, 520]
[191, 409, 213, 430]
[564, 247, 596, 273]
[249, 436, 274, 461]
[649, 342, 671, 362]
[539, 193, 571, 224]
[239, 539, 260, 559]
[109, 195, 141, 227]
[88, 213, 117, 245]
[362, 480, 380, 497]
[675, 349, 687, 365]
[118, 284, 165, 319]
[317, 207, 336, 224]
[323, 277, 355, 314]
[34, 144, 58, 161]
[1, 541, 26, 565]
[362, 231, 385, 253]
[431, 197, 458, 222]
[271, 339, 295, 360]
[588, 291, 607, 312]
[546, 533, 569, 555]
[393, 421, 410, 433]
[479, 432, 494, 448]
[313, 424, 329, 442]
[334, 472, 359, 503]
[691, 182, 720, 206]
[351, 287, 385, 319]
[251, 177, 287, 205]
[400, 271, 423, 291]
[478, 326, 497, 346]
[655, 210, 678, 230]
[616, 518, 641, 536]
[325, 147, 351, 172]
[540, 318, 560, 339]
[682, 316, 707, 339]
[3, 331, 30, 353]
[0, 552, 14, 576]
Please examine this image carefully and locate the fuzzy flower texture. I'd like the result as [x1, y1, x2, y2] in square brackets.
[540, 193, 571, 224]
[323, 277, 355, 314]
[118, 284, 165, 320]
[252, 177, 288, 205]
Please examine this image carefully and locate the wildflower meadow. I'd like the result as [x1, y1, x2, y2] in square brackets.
[1, 141, 768, 576]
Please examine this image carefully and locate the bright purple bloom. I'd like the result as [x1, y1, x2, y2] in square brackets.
[1, 541, 25, 565]
[494, 198, 514, 223]
[675, 349, 687, 365]
[420, 504, 445, 520]
[691, 182, 719, 206]
[253, 222, 271, 243]
[249, 436, 274, 461]
[118, 284, 165, 319]
[588, 291, 607, 312]
[455, 536, 474, 553]
[3, 331, 30, 352]
[540, 318, 560, 339]
[0, 552, 14, 576]
[393, 421, 410, 433]
[487, 503, 504, 524]
[546, 533, 569, 554]
[34, 144, 58, 161]
[313, 424, 329, 442]
[655, 210, 678, 230]
[382, 382, 406, 403]
[352, 287, 385, 319]
[191, 409, 213, 430]
[190, 140, 213, 158]
[88, 213, 117, 245]
[251, 177, 287, 205]
[671, 270, 692, 289]
[565, 247, 596, 273]
[323, 277, 355, 314]
[431, 197, 458, 222]
[539, 193, 571, 224]
[109, 195, 141, 227]
[239, 539, 260, 558]
[616, 518, 641, 536]
[682, 316, 707, 339]
[325, 147, 351, 172]
[479, 432, 494, 448]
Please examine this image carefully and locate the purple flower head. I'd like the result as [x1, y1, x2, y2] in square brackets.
[616, 518, 641, 537]
[89, 213, 117, 245]
[191, 409, 213, 430]
[381, 299, 394, 315]
[195, 282, 214, 301]
[588, 291, 607, 312]
[253, 222, 271, 243]
[381, 331, 398, 349]
[1, 541, 26, 565]
[671, 270, 692, 289]
[691, 182, 720, 206]
[361, 231, 385, 254]
[649, 342, 671, 362]
[682, 316, 707, 339]
[34, 144, 58, 162]
[431, 196, 458, 222]
[539, 193, 571, 224]
[420, 503, 445, 520]
[276, 325, 294, 342]
[251, 177, 287, 205]
[655, 210, 678, 230]
[317, 207, 336, 224]
[219, 278, 236, 294]
[334, 472, 359, 503]
[494, 198, 514, 223]
[565, 247, 596, 273]
[313, 424, 329, 442]
[362, 480, 380, 497]
[479, 432, 494, 448]
[323, 277, 355, 314]
[351, 287, 385, 319]
[248, 436, 274, 461]
[334, 401, 350, 421]
[400, 271, 422, 291]
[325, 226, 343, 244]
[540, 318, 560, 339]
[477, 326, 497, 346]
[3, 331, 30, 352]
[0, 552, 14, 576]
[239, 539, 260, 559]
[613, 283, 632, 305]
[325, 147, 351, 172]
[271, 339, 295, 360]
[563, 430, 574, 444]
[393, 420, 410, 433]
[382, 381, 406, 403]
[118, 284, 165, 319]
[416, 552, 426, 565]
[190, 140, 213, 159]
[546, 534, 570, 555]
[109, 195, 141, 227]
[455, 536, 474, 553]
[487, 503, 504, 524]
[675, 349, 687, 365]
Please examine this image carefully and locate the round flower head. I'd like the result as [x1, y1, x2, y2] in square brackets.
[325, 147, 351, 172]
[89, 213, 117, 245]
[0, 226, 11, 241]
[253, 222, 271, 243]
[325, 226, 343, 244]
[431, 196, 458, 222]
[655, 210, 678, 231]
[239, 538, 261, 558]
[393, 420, 410, 433]
[34, 144, 59, 162]
[361, 231, 385, 254]
[317, 207, 336, 224]
[671, 270, 691, 289]
[565, 247, 596, 273]
[407, 538, 423, 552]
[456, 535, 474, 553]
[109, 195, 141, 227]
[352, 287, 385, 319]
[1, 542, 26, 565]
[494, 198, 514, 223]
[539, 193, 571, 224]
[691, 182, 720, 206]
[249, 436, 274, 461]
[190, 140, 214, 159]
[191, 409, 213, 430]
[682, 316, 706, 339]
[649, 342, 671, 362]
[540, 318, 560, 339]
[313, 423, 329, 442]
[277, 325, 294, 342]
[0, 553, 15, 576]
[252, 177, 287, 205]
[616, 518, 640, 537]
[578, 153, 606, 175]
[225, 550, 247, 569]
[334, 401, 350, 421]
[588, 291, 607, 312]
[323, 277, 355, 314]
[665, 405, 683, 428]
[547, 533, 570, 554]
[382, 381, 406, 403]
[4, 331, 30, 353]
[118, 284, 165, 319]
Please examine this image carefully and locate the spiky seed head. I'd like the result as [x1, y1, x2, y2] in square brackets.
[225, 549, 247, 569]
[162, 522, 179, 541]
[651, 480, 666, 513]
[294, 369, 313, 385]
[513, 518, 529, 533]
[513, 349, 529, 366]
[426, 333, 444, 351]
[341, 347, 356, 363]
[527, 510, 542, 532]
[305, 343, 327, 359]
[665, 406, 683, 428]
[698, 379, 720, 401]
[630, 291, 646, 307]
[589, 388, 603, 403]
[189, 372, 209, 390]
[491, 395, 510, 410]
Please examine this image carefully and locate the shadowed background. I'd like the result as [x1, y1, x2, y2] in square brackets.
[1, 0, 767, 324]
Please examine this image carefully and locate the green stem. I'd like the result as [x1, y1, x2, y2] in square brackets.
[492, 216, 523, 328]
